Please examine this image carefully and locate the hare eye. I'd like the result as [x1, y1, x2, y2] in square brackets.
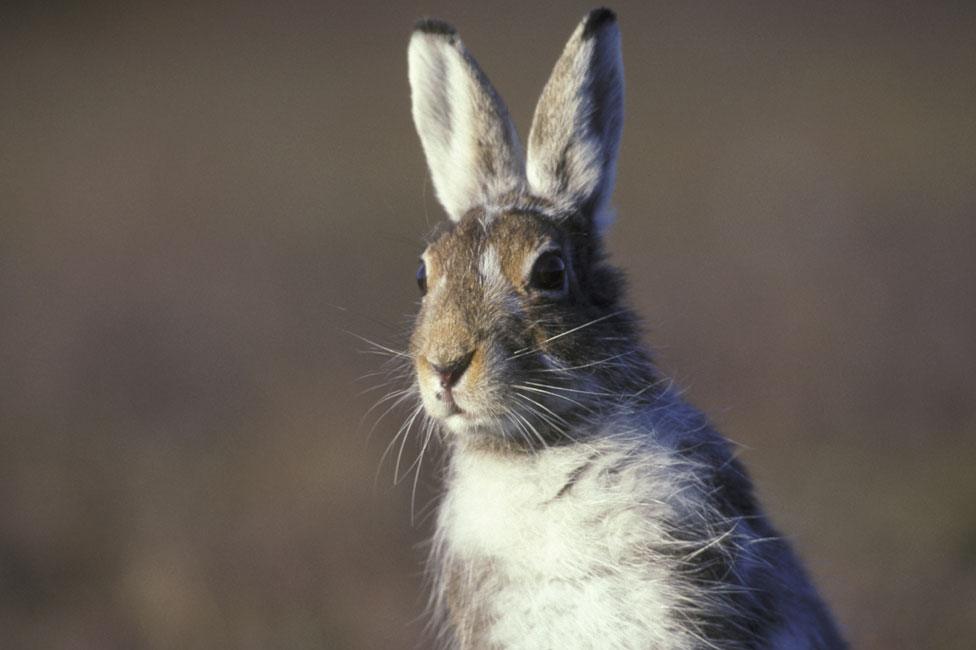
[530, 251, 566, 292]
[417, 260, 428, 295]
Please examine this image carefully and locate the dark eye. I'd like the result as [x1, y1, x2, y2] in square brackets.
[529, 251, 566, 292]
[417, 260, 428, 295]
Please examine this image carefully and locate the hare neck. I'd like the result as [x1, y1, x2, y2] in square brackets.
[432, 430, 688, 649]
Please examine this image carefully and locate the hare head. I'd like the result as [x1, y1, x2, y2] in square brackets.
[408, 9, 652, 451]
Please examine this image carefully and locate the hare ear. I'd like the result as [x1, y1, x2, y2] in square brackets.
[408, 20, 526, 222]
[526, 9, 623, 233]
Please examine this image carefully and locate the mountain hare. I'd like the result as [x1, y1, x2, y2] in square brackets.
[403, 8, 845, 649]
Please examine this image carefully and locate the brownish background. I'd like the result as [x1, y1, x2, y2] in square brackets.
[2, 1, 974, 648]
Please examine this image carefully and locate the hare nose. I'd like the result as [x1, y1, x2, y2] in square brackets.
[431, 351, 475, 389]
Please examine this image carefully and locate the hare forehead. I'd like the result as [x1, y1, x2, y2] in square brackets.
[429, 211, 560, 282]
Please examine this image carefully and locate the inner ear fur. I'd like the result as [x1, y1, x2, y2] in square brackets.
[408, 20, 526, 222]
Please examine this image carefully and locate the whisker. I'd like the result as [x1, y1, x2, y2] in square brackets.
[522, 381, 618, 397]
[373, 403, 423, 490]
[511, 407, 548, 450]
[534, 351, 634, 374]
[393, 404, 426, 484]
[410, 416, 437, 525]
[399, 414, 434, 484]
[343, 329, 412, 359]
[356, 376, 411, 396]
[363, 389, 416, 443]
[507, 310, 626, 361]
[514, 398, 565, 436]
[504, 412, 533, 449]
[537, 310, 627, 346]
[514, 383, 594, 412]
[513, 391, 570, 428]
[361, 387, 412, 417]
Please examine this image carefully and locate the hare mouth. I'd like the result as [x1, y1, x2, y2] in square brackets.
[442, 412, 495, 437]
[423, 388, 470, 422]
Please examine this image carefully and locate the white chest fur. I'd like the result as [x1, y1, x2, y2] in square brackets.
[435, 441, 698, 650]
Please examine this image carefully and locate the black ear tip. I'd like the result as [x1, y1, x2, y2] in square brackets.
[414, 18, 458, 38]
[582, 7, 617, 39]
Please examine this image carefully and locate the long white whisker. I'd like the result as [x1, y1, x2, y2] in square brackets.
[362, 387, 412, 420]
[514, 383, 593, 411]
[364, 389, 416, 443]
[505, 412, 533, 449]
[507, 310, 626, 360]
[522, 381, 617, 397]
[534, 351, 634, 374]
[399, 413, 435, 483]
[514, 397, 566, 435]
[513, 391, 570, 428]
[511, 407, 548, 450]
[373, 403, 422, 490]
[409, 416, 437, 524]
[393, 404, 426, 484]
[356, 375, 410, 395]
[343, 329, 412, 359]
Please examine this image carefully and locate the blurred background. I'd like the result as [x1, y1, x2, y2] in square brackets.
[1, 1, 974, 648]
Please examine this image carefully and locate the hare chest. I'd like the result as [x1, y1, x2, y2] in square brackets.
[437, 447, 682, 650]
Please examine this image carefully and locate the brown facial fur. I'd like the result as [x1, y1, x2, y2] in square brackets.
[410, 206, 655, 451]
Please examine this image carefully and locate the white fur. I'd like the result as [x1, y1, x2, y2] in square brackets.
[421, 251, 445, 297]
[478, 245, 505, 288]
[408, 30, 525, 221]
[435, 420, 723, 650]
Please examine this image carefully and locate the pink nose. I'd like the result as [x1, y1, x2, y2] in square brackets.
[430, 351, 475, 389]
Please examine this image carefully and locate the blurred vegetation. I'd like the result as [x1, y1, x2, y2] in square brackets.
[1, 1, 974, 648]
